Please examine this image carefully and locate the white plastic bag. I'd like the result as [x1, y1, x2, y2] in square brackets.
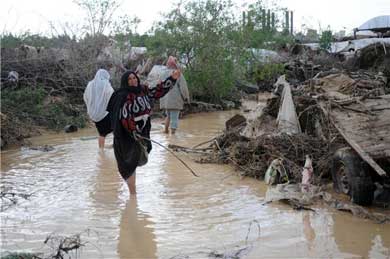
[146, 65, 172, 89]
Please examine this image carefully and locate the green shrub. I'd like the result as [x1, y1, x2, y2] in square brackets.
[1, 87, 87, 131]
[186, 55, 235, 102]
[40, 102, 87, 130]
[253, 63, 285, 82]
[1, 252, 38, 259]
[320, 30, 332, 51]
[1, 87, 46, 114]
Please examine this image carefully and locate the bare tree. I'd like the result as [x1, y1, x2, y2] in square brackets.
[74, 0, 121, 36]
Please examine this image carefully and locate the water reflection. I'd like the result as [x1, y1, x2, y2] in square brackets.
[118, 196, 157, 259]
[331, 212, 390, 258]
[89, 150, 122, 210]
[302, 211, 316, 254]
[1, 112, 390, 259]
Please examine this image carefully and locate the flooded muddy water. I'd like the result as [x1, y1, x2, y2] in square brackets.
[1, 109, 390, 258]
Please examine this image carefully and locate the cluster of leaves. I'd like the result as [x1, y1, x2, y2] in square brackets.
[252, 63, 285, 84]
[319, 30, 333, 51]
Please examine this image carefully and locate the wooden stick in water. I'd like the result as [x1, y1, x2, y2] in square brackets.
[135, 134, 199, 177]
[192, 137, 217, 149]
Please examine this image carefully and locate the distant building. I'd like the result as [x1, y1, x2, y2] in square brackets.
[306, 29, 319, 41]
[334, 30, 346, 40]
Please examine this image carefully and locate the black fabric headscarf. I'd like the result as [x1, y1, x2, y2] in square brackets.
[107, 71, 143, 138]
[120, 70, 142, 92]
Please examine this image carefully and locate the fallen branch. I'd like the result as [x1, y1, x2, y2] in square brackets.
[192, 137, 217, 149]
[168, 144, 213, 154]
[278, 198, 317, 212]
[330, 101, 375, 115]
[214, 139, 248, 174]
[44, 232, 86, 259]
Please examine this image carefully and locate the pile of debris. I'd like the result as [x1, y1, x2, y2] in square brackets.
[194, 43, 390, 209]
[0, 41, 109, 101]
[213, 132, 332, 181]
[206, 67, 388, 176]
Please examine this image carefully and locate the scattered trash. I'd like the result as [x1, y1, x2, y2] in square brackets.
[29, 145, 55, 152]
[264, 158, 288, 185]
[64, 124, 78, 133]
[225, 114, 246, 131]
[235, 80, 259, 94]
[7, 71, 19, 83]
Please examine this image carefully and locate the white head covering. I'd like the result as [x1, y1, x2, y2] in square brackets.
[83, 69, 114, 122]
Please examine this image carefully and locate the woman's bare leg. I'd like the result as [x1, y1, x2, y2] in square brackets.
[164, 116, 170, 134]
[127, 173, 136, 195]
[98, 136, 105, 149]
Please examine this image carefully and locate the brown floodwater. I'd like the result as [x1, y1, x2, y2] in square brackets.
[1, 109, 390, 258]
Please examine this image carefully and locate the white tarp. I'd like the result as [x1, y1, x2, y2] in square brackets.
[358, 15, 390, 31]
[276, 75, 301, 135]
[250, 48, 284, 63]
[355, 30, 378, 37]
[344, 38, 390, 52]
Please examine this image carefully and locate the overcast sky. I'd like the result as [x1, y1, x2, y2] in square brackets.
[1, 0, 389, 36]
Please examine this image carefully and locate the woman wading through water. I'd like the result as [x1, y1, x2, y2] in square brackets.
[108, 70, 180, 195]
[83, 69, 114, 149]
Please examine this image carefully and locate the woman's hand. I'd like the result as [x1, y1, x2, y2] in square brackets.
[171, 69, 181, 80]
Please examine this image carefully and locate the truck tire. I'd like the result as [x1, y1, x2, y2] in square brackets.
[350, 176, 374, 205]
[331, 147, 374, 206]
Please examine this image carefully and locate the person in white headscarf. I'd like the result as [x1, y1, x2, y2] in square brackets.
[83, 69, 114, 149]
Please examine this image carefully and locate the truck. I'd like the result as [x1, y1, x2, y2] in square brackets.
[320, 94, 390, 206]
